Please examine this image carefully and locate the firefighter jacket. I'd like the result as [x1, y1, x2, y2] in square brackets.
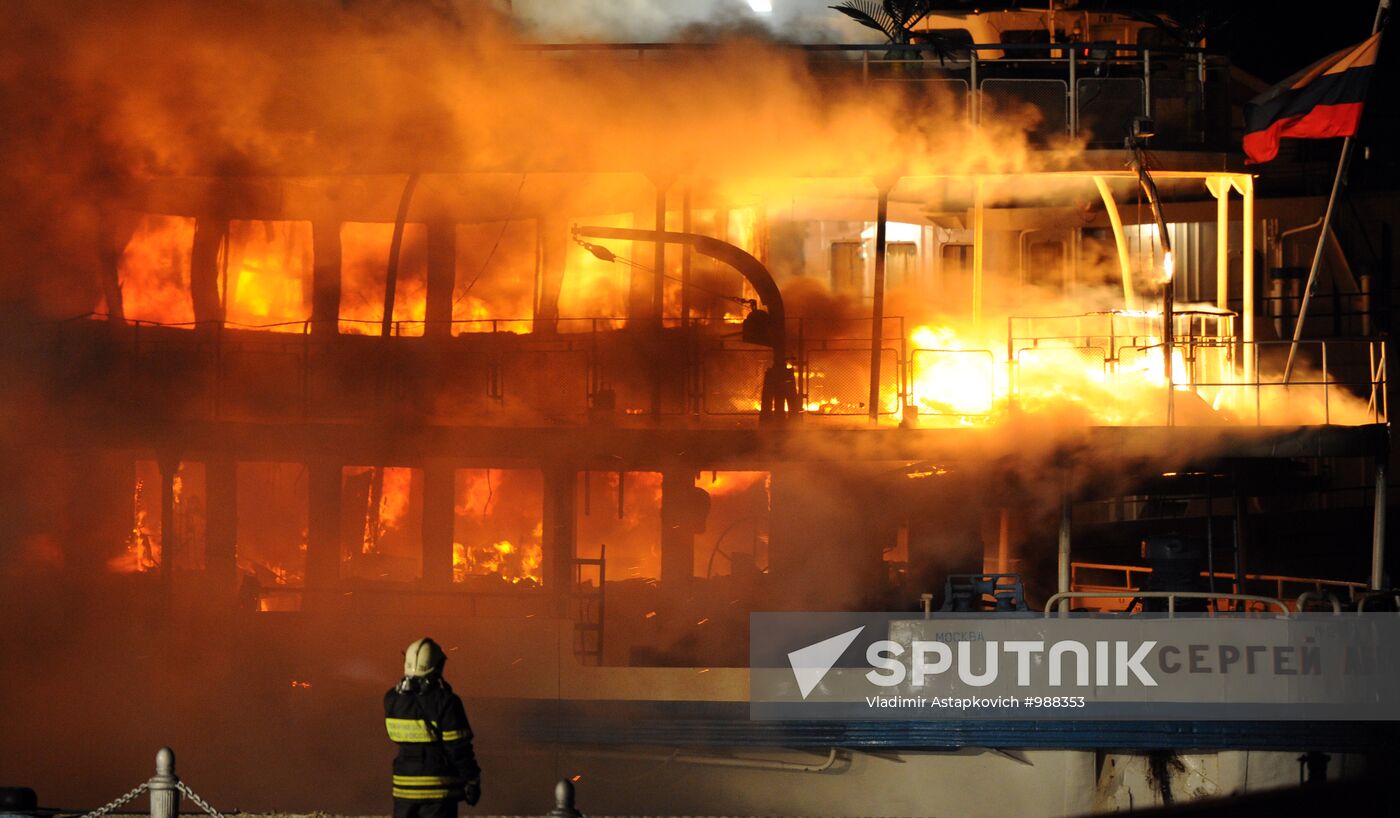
[384, 678, 481, 802]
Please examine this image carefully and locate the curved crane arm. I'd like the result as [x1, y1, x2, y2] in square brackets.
[571, 224, 796, 421]
[570, 225, 787, 362]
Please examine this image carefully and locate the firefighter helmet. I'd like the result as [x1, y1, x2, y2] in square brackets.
[403, 637, 446, 678]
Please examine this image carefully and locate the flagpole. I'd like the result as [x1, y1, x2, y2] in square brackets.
[1284, 0, 1390, 382]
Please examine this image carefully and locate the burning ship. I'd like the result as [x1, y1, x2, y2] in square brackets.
[0, 2, 1395, 816]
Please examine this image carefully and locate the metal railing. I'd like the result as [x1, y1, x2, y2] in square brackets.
[35, 311, 1388, 427]
[1002, 311, 1385, 426]
[256, 583, 551, 615]
[517, 41, 1231, 148]
[1070, 561, 1369, 611]
[1044, 590, 1292, 617]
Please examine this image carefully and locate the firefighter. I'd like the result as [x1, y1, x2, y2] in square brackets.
[384, 637, 481, 818]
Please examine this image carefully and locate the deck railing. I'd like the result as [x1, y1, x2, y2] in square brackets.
[27, 312, 1388, 428]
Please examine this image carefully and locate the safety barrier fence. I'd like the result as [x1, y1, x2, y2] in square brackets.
[65, 747, 586, 818]
[68, 748, 224, 818]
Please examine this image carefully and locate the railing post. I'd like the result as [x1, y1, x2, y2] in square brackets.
[546, 780, 582, 818]
[1372, 460, 1388, 590]
[148, 748, 180, 818]
[1143, 49, 1152, 121]
[970, 51, 980, 127]
[1067, 48, 1077, 137]
[1322, 342, 1330, 424]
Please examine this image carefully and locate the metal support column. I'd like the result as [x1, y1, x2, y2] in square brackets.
[972, 177, 985, 325]
[997, 508, 1011, 575]
[1235, 174, 1256, 385]
[204, 457, 238, 593]
[1373, 460, 1388, 590]
[1232, 475, 1250, 598]
[425, 223, 456, 338]
[1057, 474, 1072, 615]
[311, 221, 343, 335]
[421, 461, 455, 586]
[1206, 176, 1230, 310]
[543, 466, 578, 617]
[660, 470, 697, 589]
[681, 185, 693, 328]
[157, 453, 181, 599]
[651, 180, 669, 420]
[189, 219, 227, 327]
[306, 459, 342, 591]
[536, 216, 568, 332]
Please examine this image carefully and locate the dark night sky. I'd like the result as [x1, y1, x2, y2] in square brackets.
[1198, 0, 1388, 80]
[1136, 0, 1397, 183]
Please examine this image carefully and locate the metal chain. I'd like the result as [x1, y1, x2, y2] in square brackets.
[77, 783, 149, 818]
[175, 781, 226, 818]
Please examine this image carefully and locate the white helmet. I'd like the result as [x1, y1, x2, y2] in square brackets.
[403, 637, 446, 678]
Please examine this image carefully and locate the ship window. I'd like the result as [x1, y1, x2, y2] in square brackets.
[915, 28, 972, 46]
[941, 243, 973, 304]
[999, 28, 1051, 58]
[1025, 239, 1068, 289]
[830, 240, 866, 295]
[341, 465, 423, 582]
[886, 241, 919, 290]
[913, 28, 972, 58]
[1000, 29, 1050, 44]
[1136, 28, 1178, 49]
[942, 243, 972, 276]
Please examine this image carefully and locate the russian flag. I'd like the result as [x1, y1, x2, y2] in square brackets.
[1243, 32, 1381, 164]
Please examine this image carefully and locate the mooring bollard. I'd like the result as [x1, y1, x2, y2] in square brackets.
[147, 748, 181, 818]
[545, 779, 582, 818]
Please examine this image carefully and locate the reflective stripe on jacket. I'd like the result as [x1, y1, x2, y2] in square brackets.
[384, 681, 480, 803]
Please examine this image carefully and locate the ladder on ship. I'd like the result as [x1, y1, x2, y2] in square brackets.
[572, 544, 606, 665]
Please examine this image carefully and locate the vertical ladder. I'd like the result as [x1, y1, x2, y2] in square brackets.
[572, 544, 606, 665]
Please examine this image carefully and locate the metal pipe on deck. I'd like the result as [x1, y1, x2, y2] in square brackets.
[1130, 150, 1175, 424]
[1093, 176, 1136, 310]
[382, 172, 421, 338]
[869, 183, 890, 423]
